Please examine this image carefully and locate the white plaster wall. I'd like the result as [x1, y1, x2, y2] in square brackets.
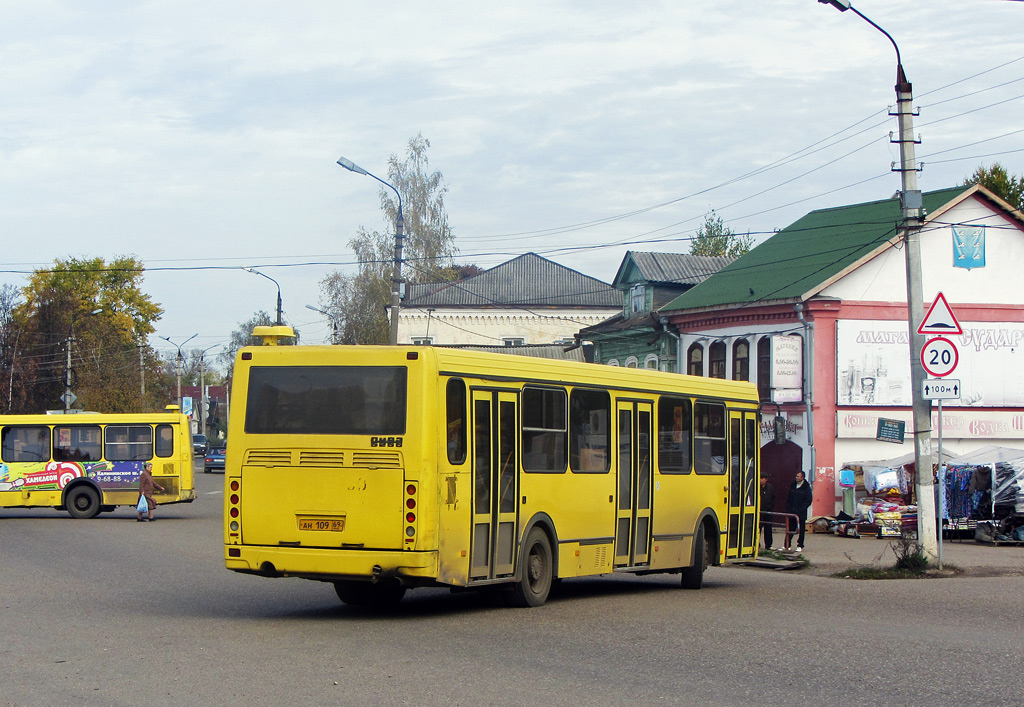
[397, 308, 618, 345]
[822, 196, 1024, 303]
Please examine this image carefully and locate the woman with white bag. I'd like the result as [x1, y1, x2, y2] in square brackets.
[137, 462, 164, 523]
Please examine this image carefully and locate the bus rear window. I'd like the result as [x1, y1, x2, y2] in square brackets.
[245, 366, 407, 435]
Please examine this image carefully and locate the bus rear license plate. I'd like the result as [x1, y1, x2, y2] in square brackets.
[298, 517, 345, 532]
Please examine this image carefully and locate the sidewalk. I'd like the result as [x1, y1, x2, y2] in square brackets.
[765, 530, 1024, 576]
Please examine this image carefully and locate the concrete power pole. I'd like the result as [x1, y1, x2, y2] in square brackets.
[894, 64, 939, 562]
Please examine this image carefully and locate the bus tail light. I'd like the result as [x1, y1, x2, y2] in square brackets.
[227, 477, 241, 542]
[404, 482, 417, 546]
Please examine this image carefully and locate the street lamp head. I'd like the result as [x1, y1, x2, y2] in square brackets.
[337, 157, 369, 176]
[819, 0, 851, 10]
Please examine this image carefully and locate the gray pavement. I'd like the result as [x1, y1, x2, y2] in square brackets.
[769, 527, 1024, 575]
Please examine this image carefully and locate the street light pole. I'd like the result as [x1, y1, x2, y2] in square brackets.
[197, 345, 220, 438]
[305, 304, 339, 344]
[243, 267, 283, 326]
[159, 334, 197, 411]
[820, 0, 938, 561]
[337, 156, 405, 345]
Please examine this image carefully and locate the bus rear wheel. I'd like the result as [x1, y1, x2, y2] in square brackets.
[65, 486, 101, 519]
[681, 525, 708, 590]
[505, 527, 553, 607]
[333, 579, 406, 607]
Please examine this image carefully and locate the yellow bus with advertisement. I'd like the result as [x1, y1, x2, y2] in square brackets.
[0, 409, 196, 519]
[224, 328, 760, 607]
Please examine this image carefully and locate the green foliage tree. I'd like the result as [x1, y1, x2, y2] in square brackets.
[963, 163, 1024, 212]
[11, 256, 163, 413]
[320, 134, 457, 344]
[689, 211, 753, 257]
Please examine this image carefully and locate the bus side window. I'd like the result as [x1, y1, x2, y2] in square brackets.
[657, 396, 692, 474]
[155, 425, 174, 457]
[693, 401, 726, 475]
[446, 379, 467, 465]
[522, 387, 567, 472]
[1, 426, 50, 463]
[569, 388, 610, 473]
[105, 425, 154, 461]
[53, 425, 102, 462]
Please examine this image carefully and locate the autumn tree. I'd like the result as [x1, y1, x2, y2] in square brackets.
[963, 163, 1023, 212]
[319, 134, 457, 344]
[689, 211, 753, 257]
[11, 256, 163, 413]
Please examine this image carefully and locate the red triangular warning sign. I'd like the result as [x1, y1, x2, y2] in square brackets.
[918, 292, 962, 335]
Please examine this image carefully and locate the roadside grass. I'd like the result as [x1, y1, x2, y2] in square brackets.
[832, 529, 962, 579]
[832, 564, 963, 580]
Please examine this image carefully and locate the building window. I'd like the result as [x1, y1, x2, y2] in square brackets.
[709, 341, 727, 379]
[630, 284, 646, 314]
[732, 339, 750, 381]
[502, 337, 525, 347]
[411, 336, 433, 346]
[757, 336, 771, 401]
[687, 343, 704, 376]
[606, 359, 620, 367]
[625, 356, 639, 368]
[644, 354, 659, 370]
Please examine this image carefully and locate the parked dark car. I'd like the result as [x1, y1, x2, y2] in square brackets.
[192, 434, 208, 456]
[204, 447, 225, 473]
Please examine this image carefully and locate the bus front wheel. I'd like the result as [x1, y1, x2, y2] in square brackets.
[680, 525, 708, 590]
[65, 486, 101, 519]
[505, 527, 553, 607]
[333, 580, 406, 607]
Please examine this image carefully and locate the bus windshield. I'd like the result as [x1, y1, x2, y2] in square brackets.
[244, 365, 407, 435]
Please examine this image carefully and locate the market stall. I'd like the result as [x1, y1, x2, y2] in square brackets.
[943, 445, 1024, 544]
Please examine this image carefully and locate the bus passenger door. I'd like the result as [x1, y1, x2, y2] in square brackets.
[726, 410, 759, 559]
[469, 390, 519, 580]
[614, 401, 653, 568]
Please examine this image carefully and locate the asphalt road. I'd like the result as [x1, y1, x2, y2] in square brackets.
[2, 465, 1022, 706]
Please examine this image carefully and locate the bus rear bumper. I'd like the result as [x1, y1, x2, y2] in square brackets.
[225, 545, 438, 585]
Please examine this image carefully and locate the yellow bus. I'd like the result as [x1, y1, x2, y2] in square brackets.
[225, 328, 760, 607]
[0, 409, 196, 519]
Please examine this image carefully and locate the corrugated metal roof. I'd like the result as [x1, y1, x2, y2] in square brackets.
[661, 187, 967, 313]
[405, 252, 619, 308]
[436, 343, 592, 362]
[616, 252, 735, 288]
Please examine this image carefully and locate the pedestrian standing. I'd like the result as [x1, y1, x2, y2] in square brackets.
[759, 472, 776, 550]
[784, 470, 813, 552]
[137, 461, 164, 522]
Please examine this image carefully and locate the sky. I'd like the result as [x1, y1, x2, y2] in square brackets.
[2, 1, 1022, 368]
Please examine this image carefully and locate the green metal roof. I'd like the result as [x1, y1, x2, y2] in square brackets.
[660, 187, 968, 313]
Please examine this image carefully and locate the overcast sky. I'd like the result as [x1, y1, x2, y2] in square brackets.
[2, 1, 1021, 364]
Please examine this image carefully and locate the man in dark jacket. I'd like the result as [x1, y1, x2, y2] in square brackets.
[784, 471, 813, 552]
[759, 472, 776, 550]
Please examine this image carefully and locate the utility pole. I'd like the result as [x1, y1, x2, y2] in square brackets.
[820, 0, 938, 561]
[64, 334, 73, 413]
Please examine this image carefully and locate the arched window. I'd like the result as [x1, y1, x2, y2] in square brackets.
[644, 354, 659, 370]
[757, 336, 771, 401]
[732, 339, 750, 381]
[709, 341, 727, 379]
[687, 343, 704, 376]
[606, 358, 620, 367]
[625, 356, 639, 368]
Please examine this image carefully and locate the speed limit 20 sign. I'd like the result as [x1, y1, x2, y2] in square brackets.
[921, 337, 959, 377]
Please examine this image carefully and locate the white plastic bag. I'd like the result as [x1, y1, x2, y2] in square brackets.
[137, 495, 149, 513]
